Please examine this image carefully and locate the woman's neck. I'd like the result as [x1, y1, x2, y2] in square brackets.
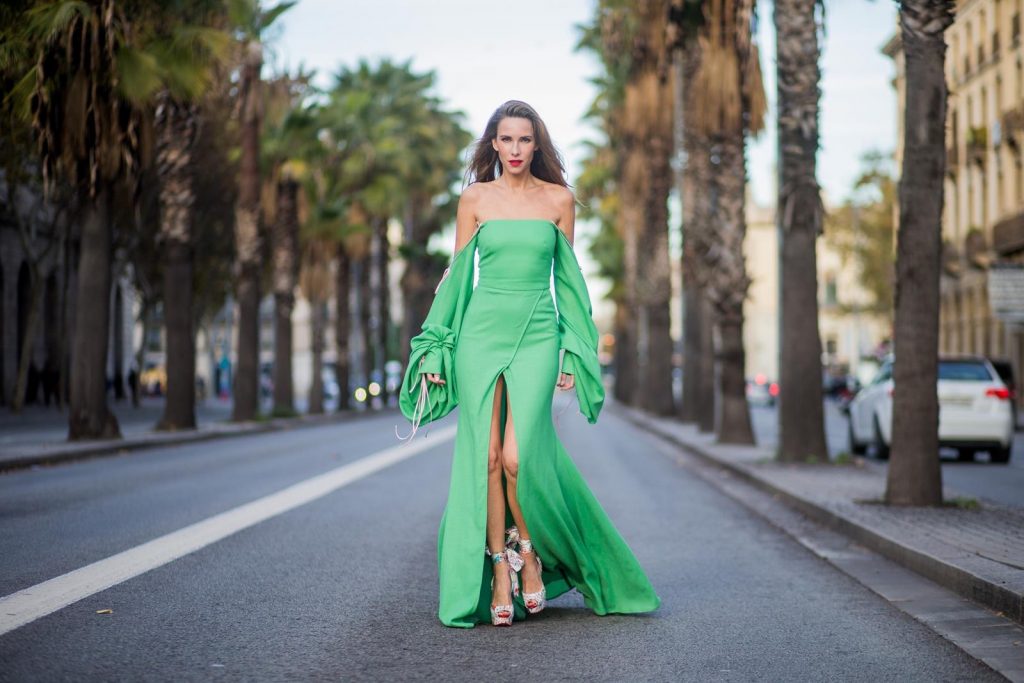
[496, 171, 537, 192]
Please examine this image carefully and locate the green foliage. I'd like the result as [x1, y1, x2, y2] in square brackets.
[946, 496, 980, 510]
[314, 58, 471, 246]
[226, 0, 295, 41]
[825, 150, 896, 319]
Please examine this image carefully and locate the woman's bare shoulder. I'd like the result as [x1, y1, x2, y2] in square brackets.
[460, 181, 489, 203]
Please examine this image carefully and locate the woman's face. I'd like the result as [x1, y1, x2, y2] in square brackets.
[491, 116, 536, 176]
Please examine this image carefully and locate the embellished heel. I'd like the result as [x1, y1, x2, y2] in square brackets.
[518, 537, 547, 614]
[486, 547, 519, 626]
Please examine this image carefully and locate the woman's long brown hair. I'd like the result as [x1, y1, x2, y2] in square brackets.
[464, 100, 569, 188]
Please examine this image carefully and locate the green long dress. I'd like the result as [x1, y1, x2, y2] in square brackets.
[399, 218, 661, 628]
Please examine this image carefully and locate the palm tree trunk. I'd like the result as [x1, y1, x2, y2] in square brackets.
[308, 300, 325, 414]
[618, 151, 642, 407]
[359, 253, 373, 406]
[708, 135, 755, 444]
[231, 44, 263, 422]
[697, 296, 716, 432]
[11, 267, 43, 414]
[775, 0, 828, 462]
[335, 244, 352, 411]
[612, 302, 637, 405]
[59, 223, 74, 410]
[376, 217, 392, 404]
[885, 0, 954, 506]
[156, 96, 198, 431]
[68, 189, 121, 440]
[687, 108, 717, 435]
[638, 113, 676, 416]
[272, 176, 299, 416]
[678, 41, 705, 424]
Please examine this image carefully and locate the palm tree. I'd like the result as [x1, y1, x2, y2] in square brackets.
[263, 73, 315, 417]
[5, 0, 190, 439]
[580, 0, 675, 412]
[575, 15, 636, 406]
[319, 59, 468, 408]
[299, 237, 331, 414]
[143, 12, 231, 432]
[774, 0, 828, 462]
[885, 0, 955, 506]
[622, 0, 675, 415]
[676, 37, 717, 433]
[226, 0, 295, 422]
[688, 0, 766, 444]
[155, 94, 201, 430]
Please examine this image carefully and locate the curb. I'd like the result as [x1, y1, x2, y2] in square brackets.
[0, 407, 397, 473]
[615, 404, 1024, 628]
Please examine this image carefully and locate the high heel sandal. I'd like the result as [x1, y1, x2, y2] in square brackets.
[518, 537, 547, 614]
[486, 547, 520, 626]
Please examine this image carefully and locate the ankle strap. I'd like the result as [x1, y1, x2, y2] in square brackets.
[487, 549, 506, 564]
[519, 538, 534, 554]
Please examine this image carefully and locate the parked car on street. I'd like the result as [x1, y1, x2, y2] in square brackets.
[746, 375, 778, 407]
[847, 355, 1015, 463]
[987, 357, 1019, 431]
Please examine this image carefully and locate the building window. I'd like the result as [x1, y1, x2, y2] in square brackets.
[824, 274, 838, 306]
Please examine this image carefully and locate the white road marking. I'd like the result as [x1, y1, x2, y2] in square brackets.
[0, 426, 456, 637]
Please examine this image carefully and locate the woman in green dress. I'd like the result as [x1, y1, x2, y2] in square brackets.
[399, 100, 660, 627]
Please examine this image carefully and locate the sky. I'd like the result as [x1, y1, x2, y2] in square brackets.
[273, 0, 899, 291]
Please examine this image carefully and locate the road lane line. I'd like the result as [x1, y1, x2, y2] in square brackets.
[0, 425, 456, 637]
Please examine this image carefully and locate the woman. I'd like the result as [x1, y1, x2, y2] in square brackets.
[399, 100, 660, 627]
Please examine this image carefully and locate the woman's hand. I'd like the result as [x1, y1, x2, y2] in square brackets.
[424, 373, 446, 385]
[556, 372, 574, 391]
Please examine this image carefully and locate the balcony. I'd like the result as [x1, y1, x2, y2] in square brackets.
[966, 126, 987, 166]
[993, 211, 1024, 256]
[965, 228, 991, 269]
[1002, 105, 1024, 151]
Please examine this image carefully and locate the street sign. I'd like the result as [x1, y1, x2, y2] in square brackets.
[988, 263, 1024, 322]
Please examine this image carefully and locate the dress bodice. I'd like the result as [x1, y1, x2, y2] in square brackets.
[476, 219, 557, 291]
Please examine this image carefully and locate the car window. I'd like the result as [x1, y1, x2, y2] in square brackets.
[988, 360, 1015, 387]
[938, 361, 993, 381]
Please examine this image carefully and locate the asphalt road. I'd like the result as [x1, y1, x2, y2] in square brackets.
[0, 397, 1001, 681]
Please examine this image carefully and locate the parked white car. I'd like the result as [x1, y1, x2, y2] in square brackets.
[848, 355, 1015, 463]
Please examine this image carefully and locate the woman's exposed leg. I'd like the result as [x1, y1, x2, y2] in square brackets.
[499, 377, 544, 599]
[487, 374, 512, 611]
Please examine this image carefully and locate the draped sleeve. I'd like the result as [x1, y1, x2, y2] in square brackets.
[553, 228, 605, 424]
[397, 232, 480, 434]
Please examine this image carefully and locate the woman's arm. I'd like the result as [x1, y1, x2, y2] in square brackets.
[555, 186, 577, 391]
[555, 185, 575, 248]
[422, 186, 481, 387]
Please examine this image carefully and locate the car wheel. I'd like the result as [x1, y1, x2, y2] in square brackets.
[991, 446, 1012, 464]
[873, 415, 890, 460]
[956, 448, 975, 463]
[848, 420, 867, 455]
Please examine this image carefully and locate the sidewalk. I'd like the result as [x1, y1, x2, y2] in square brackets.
[617, 404, 1024, 628]
[0, 397, 384, 471]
